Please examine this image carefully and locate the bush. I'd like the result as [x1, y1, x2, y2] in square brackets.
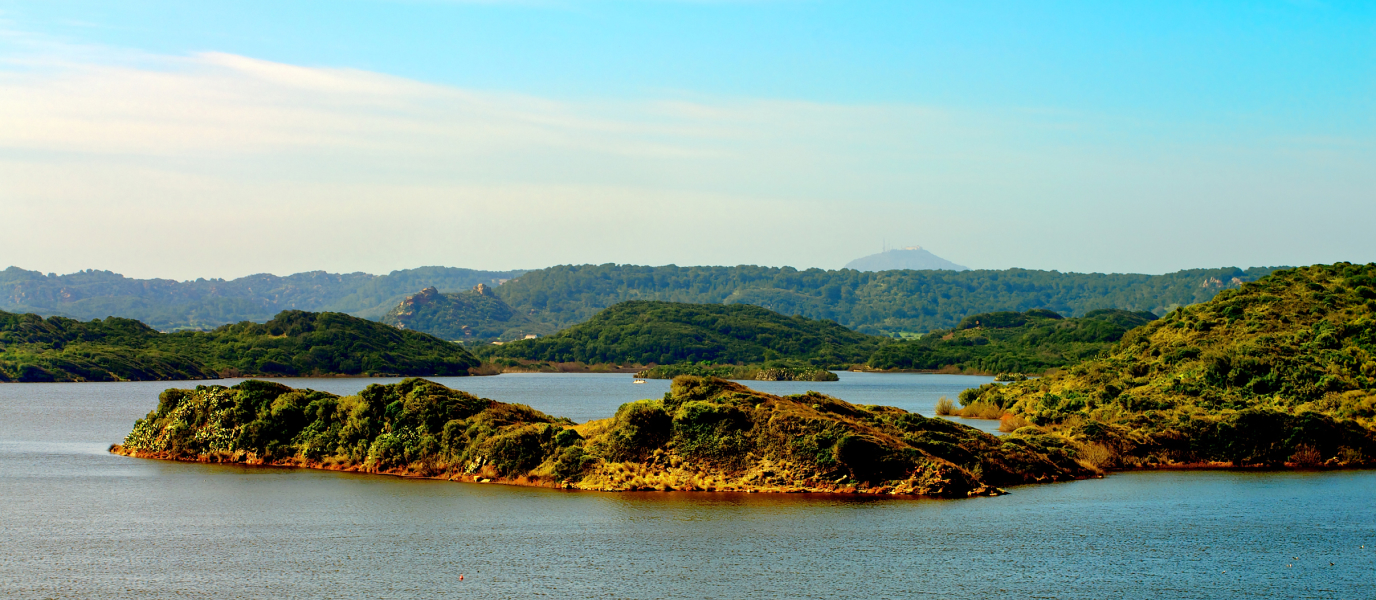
[998, 414, 1031, 432]
[935, 397, 956, 416]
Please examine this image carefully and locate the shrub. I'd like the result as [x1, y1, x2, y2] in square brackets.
[959, 402, 1005, 420]
[998, 413, 1031, 432]
[934, 397, 956, 416]
[1289, 444, 1322, 467]
[1078, 442, 1114, 468]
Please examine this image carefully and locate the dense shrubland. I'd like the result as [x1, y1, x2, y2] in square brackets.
[381, 285, 545, 342]
[113, 376, 1095, 497]
[867, 309, 1157, 374]
[961, 263, 1376, 468]
[487, 264, 1278, 336]
[482, 301, 881, 367]
[0, 310, 478, 382]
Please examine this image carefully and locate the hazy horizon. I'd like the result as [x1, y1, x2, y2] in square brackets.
[2, 1, 1373, 280]
[4, 256, 1293, 283]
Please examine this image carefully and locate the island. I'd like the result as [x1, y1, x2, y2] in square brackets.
[111, 376, 1092, 498]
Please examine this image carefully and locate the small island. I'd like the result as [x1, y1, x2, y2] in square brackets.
[111, 376, 1092, 498]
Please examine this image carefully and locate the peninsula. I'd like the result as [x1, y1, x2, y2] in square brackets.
[961, 263, 1376, 467]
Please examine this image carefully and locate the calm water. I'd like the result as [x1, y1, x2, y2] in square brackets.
[1, 373, 1373, 599]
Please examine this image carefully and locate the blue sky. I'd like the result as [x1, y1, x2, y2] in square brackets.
[1, 1, 1373, 279]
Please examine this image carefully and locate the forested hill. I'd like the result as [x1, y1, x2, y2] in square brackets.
[380, 285, 547, 342]
[962, 263, 1376, 468]
[485, 301, 883, 366]
[0, 266, 526, 331]
[0, 309, 480, 382]
[489, 264, 1283, 336]
[867, 308, 1158, 374]
[7, 263, 1282, 337]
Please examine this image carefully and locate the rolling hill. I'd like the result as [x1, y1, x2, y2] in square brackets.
[483, 300, 883, 367]
[962, 263, 1376, 468]
[0, 309, 480, 382]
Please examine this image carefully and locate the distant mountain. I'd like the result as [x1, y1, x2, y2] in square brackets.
[844, 247, 969, 272]
[0, 266, 526, 331]
[13, 262, 1288, 339]
[486, 264, 1282, 336]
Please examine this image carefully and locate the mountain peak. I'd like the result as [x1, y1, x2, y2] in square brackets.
[844, 247, 969, 272]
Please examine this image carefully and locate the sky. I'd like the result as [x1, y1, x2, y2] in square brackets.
[1, 0, 1373, 280]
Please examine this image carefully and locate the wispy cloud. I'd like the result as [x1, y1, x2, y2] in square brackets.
[1, 42, 1371, 279]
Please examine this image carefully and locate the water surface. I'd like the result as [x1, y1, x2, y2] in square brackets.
[1, 374, 1371, 599]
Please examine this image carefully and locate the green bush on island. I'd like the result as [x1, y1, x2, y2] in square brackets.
[481, 300, 881, 368]
[961, 263, 1376, 468]
[112, 376, 1094, 497]
[0, 310, 479, 382]
[867, 309, 1158, 374]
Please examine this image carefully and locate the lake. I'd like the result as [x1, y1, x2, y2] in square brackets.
[1, 372, 1372, 599]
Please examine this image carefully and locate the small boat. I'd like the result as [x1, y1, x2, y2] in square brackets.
[633, 379, 647, 384]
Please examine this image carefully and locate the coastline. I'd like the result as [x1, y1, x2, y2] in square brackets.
[108, 444, 1371, 499]
[107, 444, 1015, 497]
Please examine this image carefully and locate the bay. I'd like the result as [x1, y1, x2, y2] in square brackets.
[1, 373, 1372, 599]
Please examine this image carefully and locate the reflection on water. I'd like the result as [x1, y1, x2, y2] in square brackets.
[2, 375, 1372, 598]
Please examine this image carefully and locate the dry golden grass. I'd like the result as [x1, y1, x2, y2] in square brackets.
[957, 402, 1005, 420]
[935, 397, 956, 415]
[1077, 442, 1113, 469]
[998, 413, 1031, 432]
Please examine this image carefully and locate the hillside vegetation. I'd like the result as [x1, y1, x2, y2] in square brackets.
[0, 266, 524, 331]
[962, 263, 1376, 468]
[113, 376, 1093, 497]
[868, 309, 1158, 374]
[487, 264, 1280, 336]
[6, 263, 1281, 338]
[482, 301, 882, 367]
[380, 285, 545, 342]
[0, 310, 479, 382]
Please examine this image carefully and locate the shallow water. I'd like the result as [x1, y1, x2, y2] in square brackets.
[1, 374, 1372, 599]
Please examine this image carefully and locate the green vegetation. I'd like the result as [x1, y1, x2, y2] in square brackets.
[0, 266, 525, 331]
[0, 310, 479, 382]
[481, 300, 881, 367]
[381, 285, 545, 342]
[485, 264, 1281, 336]
[6, 263, 1283, 339]
[113, 376, 1093, 497]
[635, 361, 839, 382]
[961, 263, 1376, 468]
[0, 312, 218, 382]
[867, 309, 1158, 374]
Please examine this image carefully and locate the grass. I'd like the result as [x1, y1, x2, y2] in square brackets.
[956, 401, 1005, 420]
